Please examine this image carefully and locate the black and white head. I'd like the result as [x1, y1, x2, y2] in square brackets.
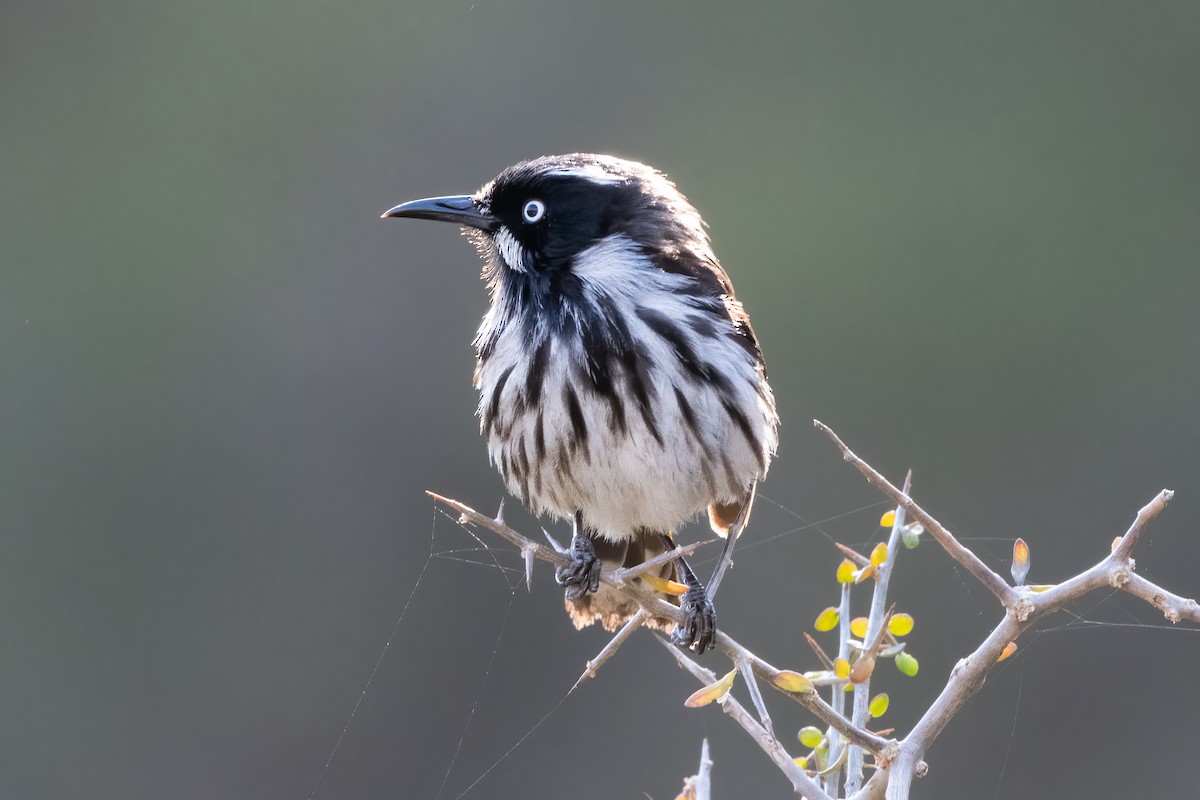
[383, 153, 741, 318]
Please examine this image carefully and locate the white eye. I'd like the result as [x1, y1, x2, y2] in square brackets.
[522, 199, 546, 223]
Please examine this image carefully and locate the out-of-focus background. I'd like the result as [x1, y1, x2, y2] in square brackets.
[4, 2, 1199, 798]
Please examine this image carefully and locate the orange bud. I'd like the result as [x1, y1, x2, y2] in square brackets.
[1011, 538, 1030, 586]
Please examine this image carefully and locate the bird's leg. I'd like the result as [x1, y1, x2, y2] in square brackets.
[555, 511, 602, 600]
[704, 528, 739, 601]
[705, 486, 755, 603]
[662, 534, 717, 655]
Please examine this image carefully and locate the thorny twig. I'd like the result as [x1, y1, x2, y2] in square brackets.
[693, 738, 713, 800]
[428, 490, 889, 756]
[427, 419, 1198, 799]
[813, 421, 1016, 606]
[811, 422, 1191, 800]
[660, 637, 835, 800]
[846, 471, 911, 794]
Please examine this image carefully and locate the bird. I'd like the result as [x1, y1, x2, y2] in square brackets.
[382, 154, 778, 653]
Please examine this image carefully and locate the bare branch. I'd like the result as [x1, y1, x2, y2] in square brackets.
[835, 542, 870, 567]
[612, 541, 704, 582]
[429, 491, 572, 568]
[1122, 572, 1200, 624]
[881, 488, 1189, 800]
[695, 738, 712, 800]
[885, 614, 1019, 800]
[847, 472, 910, 794]
[660, 638, 835, 800]
[813, 421, 1016, 605]
[432, 430, 1198, 800]
[1110, 489, 1174, 562]
[737, 658, 775, 738]
[427, 489, 889, 756]
[572, 608, 647, 691]
[803, 633, 835, 671]
[826, 581, 853, 798]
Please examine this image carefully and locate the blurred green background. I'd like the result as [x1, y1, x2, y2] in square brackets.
[4, 2, 1199, 798]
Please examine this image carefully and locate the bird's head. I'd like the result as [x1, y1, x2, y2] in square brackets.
[382, 154, 728, 298]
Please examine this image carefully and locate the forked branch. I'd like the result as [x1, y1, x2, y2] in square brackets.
[428, 490, 888, 758]
[427, 421, 1197, 799]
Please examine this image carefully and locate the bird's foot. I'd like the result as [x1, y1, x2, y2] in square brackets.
[672, 582, 716, 654]
[555, 531, 601, 601]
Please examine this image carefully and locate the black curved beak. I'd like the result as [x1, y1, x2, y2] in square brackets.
[380, 195, 499, 232]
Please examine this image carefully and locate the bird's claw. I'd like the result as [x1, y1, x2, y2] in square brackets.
[672, 584, 716, 654]
[555, 533, 601, 600]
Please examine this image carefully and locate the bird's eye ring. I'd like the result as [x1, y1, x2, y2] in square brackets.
[522, 199, 546, 223]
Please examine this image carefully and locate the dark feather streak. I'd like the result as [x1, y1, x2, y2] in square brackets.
[636, 307, 732, 394]
[534, 409, 546, 461]
[484, 363, 515, 436]
[563, 384, 588, 447]
[621, 345, 662, 445]
[673, 385, 701, 442]
[525, 338, 551, 405]
[722, 398, 765, 472]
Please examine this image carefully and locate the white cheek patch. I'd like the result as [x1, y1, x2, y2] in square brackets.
[494, 226, 528, 273]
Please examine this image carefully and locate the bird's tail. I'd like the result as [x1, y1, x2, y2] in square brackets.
[563, 530, 679, 633]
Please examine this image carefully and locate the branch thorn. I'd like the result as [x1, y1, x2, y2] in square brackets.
[522, 546, 536, 592]
[542, 527, 568, 554]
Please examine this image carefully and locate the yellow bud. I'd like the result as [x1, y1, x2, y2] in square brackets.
[773, 670, 816, 694]
[834, 658, 851, 679]
[850, 617, 869, 638]
[880, 511, 896, 528]
[870, 542, 889, 566]
[814, 607, 840, 632]
[642, 573, 690, 596]
[868, 693, 890, 718]
[798, 726, 824, 749]
[888, 613, 915, 637]
[836, 559, 857, 583]
[684, 668, 737, 708]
